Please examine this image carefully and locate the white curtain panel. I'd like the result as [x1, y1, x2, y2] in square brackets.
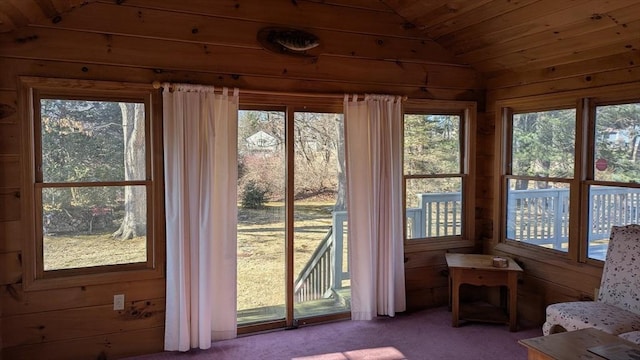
[344, 94, 406, 320]
[163, 84, 239, 351]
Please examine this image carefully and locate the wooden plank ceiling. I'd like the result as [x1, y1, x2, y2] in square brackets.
[0, 0, 638, 77]
[383, 0, 640, 75]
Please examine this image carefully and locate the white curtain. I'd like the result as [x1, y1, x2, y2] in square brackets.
[344, 94, 406, 320]
[163, 84, 239, 351]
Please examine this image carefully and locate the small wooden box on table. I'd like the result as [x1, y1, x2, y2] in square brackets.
[445, 253, 522, 331]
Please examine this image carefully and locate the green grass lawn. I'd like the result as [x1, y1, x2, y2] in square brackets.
[237, 201, 336, 310]
[43, 200, 340, 312]
[43, 233, 146, 271]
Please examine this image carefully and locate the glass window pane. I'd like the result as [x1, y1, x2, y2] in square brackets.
[594, 103, 640, 182]
[506, 179, 569, 252]
[293, 112, 350, 317]
[237, 110, 286, 325]
[405, 178, 462, 239]
[40, 99, 146, 183]
[404, 114, 460, 175]
[587, 185, 640, 260]
[42, 185, 147, 270]
[512, 109, 575, 178]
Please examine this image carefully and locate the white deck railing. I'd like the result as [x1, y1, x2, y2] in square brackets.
[507, 187, 640, 250]
[294, 187, 640, 300]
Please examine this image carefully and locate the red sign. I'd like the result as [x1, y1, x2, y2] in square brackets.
[595, 158, 608, 171]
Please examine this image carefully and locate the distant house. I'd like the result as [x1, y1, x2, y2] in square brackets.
[605, 129, 632, 144]
[245, 130, 280, 152]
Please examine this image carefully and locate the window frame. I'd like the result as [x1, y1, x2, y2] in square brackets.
[19, 77, 165, 290]
[502, 104, 579, 256]
[582, 98, 640, 262]
[496, 97, 584, 262]
[496, 86, 640, 266]
[402, 100, 476, 252]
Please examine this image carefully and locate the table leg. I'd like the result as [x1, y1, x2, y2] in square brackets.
[508, 272, 518, 331]
[526, 348, 553, 360]
[451, 270, 460, 327]
[448, 269, 452, 311]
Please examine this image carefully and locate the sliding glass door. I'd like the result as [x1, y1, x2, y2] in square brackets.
[293, 111, 350, 322]
[236, 109, 286, 325]
[237, 105, 350, 330]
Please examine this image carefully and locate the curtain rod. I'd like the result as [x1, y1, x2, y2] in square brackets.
[152, 81, 407, 101]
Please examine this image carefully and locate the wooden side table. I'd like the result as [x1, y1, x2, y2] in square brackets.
[519, 328, 640, 360]
[445, 253, 523, 331]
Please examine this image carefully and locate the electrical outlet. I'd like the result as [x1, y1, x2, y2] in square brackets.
[114, 294, 125, 310]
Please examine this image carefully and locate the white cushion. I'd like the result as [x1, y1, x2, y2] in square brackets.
[543, 225, 640, 337]
[598, 225, 640, 315]
[542, 301, 640, 336]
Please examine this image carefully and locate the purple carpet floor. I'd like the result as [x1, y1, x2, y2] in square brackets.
[125, 306, 542, 359]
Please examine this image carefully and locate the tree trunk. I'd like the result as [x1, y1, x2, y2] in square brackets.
[113, 103, 147, 240]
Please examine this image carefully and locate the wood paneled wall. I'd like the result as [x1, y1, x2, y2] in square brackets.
[0, 1, 482, 358]
[484, 51, 640, 324]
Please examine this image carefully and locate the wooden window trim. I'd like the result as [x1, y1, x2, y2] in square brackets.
[19, 77, 165, 291]
[494, 82, 640, 268]
[403, 100, 476, 253]
[495, 100, 579, 262]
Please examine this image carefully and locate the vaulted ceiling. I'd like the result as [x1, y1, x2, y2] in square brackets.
[0, 0, 638, 77]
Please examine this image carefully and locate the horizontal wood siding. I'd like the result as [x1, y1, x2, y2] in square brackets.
[1, 279, 165, 316]
[0, 222, 21, 253]
[2, 327, 165, 360]
[404, 247, 476, 311]
[3, 298, 164, 348]
[37, 2, 456, 65]
[0, 1, 480, 358]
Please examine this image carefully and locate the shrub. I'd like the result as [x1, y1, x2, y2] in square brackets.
[241, 181, 269, 209]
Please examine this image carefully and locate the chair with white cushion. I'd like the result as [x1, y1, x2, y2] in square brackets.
[542, 224, 640, 341]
